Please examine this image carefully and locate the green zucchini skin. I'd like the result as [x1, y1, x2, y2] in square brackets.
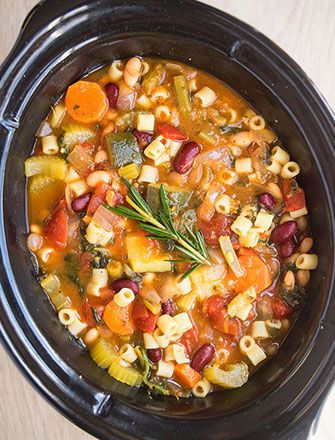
[106, 132, 142, 167]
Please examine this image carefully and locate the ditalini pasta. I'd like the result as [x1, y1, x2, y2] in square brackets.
[25, 56, 316, 398]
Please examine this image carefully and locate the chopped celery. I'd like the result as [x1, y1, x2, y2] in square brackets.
[118, 163, 140, 180]
[204, 362, 249, 389]
[25, 156, 67, 180]
[142, 299, 161, 315]
[219, 235, 245, 278]
[146, 184, 193, 215]
[198, 128, 218, 146]
[59, 123, 95, 151]
[90, 339, 118, 368]
[108, 359, 143, 387]
[106, 132, 142, 167]
[173, 75, 192, 116]
[40, 274, 70, 311]
[28, 175, 65, 221]
[142, 64, 165, 96]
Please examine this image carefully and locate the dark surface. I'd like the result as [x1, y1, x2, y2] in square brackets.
[0, 0, 335, 439]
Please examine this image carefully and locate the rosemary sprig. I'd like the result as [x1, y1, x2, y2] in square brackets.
[104, 179, 211, 278]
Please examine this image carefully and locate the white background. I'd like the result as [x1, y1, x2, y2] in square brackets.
[0, 1, 334, 439]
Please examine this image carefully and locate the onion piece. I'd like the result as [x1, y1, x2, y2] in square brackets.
[92, 205, 125, 232]
[117, 81, 137, 112]
[67, 145, 93, 175]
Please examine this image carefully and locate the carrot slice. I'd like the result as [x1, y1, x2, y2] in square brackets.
[234, 255, 271, 294]
[65, 80, 109, 123]
[174, 364, 201, 388]
[103, 300, 136, 336]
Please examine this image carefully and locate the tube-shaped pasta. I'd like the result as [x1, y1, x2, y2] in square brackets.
[290, 207, 308, 218]
[271, 146, 290, 165]
[194, 86, 217, 108]
[172, 344, 189, 364]
[164, 345, 175, 362]
[107, 260, 123, 278]
[157, 314, 179, 337]
[215, 194, 231, 214]
[176, 275, 192, 295]
[192, 377, 211, 398]
[39, 247, 54, 262]
[136, 94, 152, 110]
[228, 287, 256, 320]
[167, 140, 182, 157]
[138, 165, 159, 183]
[240, 204, 258, 220]
[85, 221, 114, 246]
[143, 333, 159, 349]
[295, 254, 318, 270]
[108, 60, 123, 82]
[144, 136, 166, 160]
[218, 169, 238, 185]
[266, 159, 282, 175]
[151, 86, 170, 102]
[154, 152, 170, 166]
[91, 268, 108, 286]
[137, 113, 155, 132]
[155, 105, 171, 121]
[249, 115, 265, 131]
[265, 182, 283, 200]
[173, 312, 193, 333]
[239, 335, 256, 354]
[265, 319, 282, 330]
[119, 344, 138, 363]
[42, 135, 59, 155]
[231, 215, 253, 236]
[254, 209, 274, 231]
[58, 308, 76, 326]
[114, 288, 135, 307]
[153, 328, 170, 348]
[68, 315, 88, 337]
[156, 360, 174, 378]
[280, 161, 300, 179]
[235, 157, 253, 174]
[238, 229, 259, 248]
[251, 321, 269, 339]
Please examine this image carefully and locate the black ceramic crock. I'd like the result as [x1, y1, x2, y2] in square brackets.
[0, 0, 335, 439]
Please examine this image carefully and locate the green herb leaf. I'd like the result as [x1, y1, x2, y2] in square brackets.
[220, 124, 242, 135]
[91, 306, 104, 325]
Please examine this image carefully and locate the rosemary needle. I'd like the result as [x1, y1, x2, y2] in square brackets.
[104, 179, 211, 279]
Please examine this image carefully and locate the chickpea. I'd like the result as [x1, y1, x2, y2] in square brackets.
[297, 269, 310, 287]
[86, 171, 111, 187]
[283, 270, 295, 290]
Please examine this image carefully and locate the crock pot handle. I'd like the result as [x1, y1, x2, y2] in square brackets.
[17, 0, 82, 52]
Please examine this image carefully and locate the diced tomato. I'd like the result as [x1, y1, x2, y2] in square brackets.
[203, 295, 240, 336]
[198, 214, 233, 247]
[79, 141, 95, 154]
[99, 287, 115, 303]
[82, 299, 104, 327]
[132, 297, 159, 333]
[44, 201, 68, 248]
[180, 325, 199, 356]
[281, 179, 306, 212]
[285, 189, 306, 212]
[86, 182, 112, 216]
[155, 123, 188, 141]
[272, 298, 293, 318]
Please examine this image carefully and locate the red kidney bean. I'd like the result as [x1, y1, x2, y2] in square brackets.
[162, 299, 173, 315]
[191, 343, 215, 372]
[105, 82, 119, 109]
[147, 348, 162, 363]
[173, 142, 201, 174]
[271, 221, 298, 244]
[132, 129, 154, 148]
[279, 239, 296, 258]
[71, 193, 91, 212]
[110, 278, 139, 294]
[258, 192, 276, 210]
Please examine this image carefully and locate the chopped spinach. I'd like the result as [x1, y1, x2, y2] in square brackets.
[91, 306, 104, 325]
[281, 285, 306, 310]
[135, 347, 170, 396]
[91, 251, 110, 269]
[64, 253, 84, 295]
